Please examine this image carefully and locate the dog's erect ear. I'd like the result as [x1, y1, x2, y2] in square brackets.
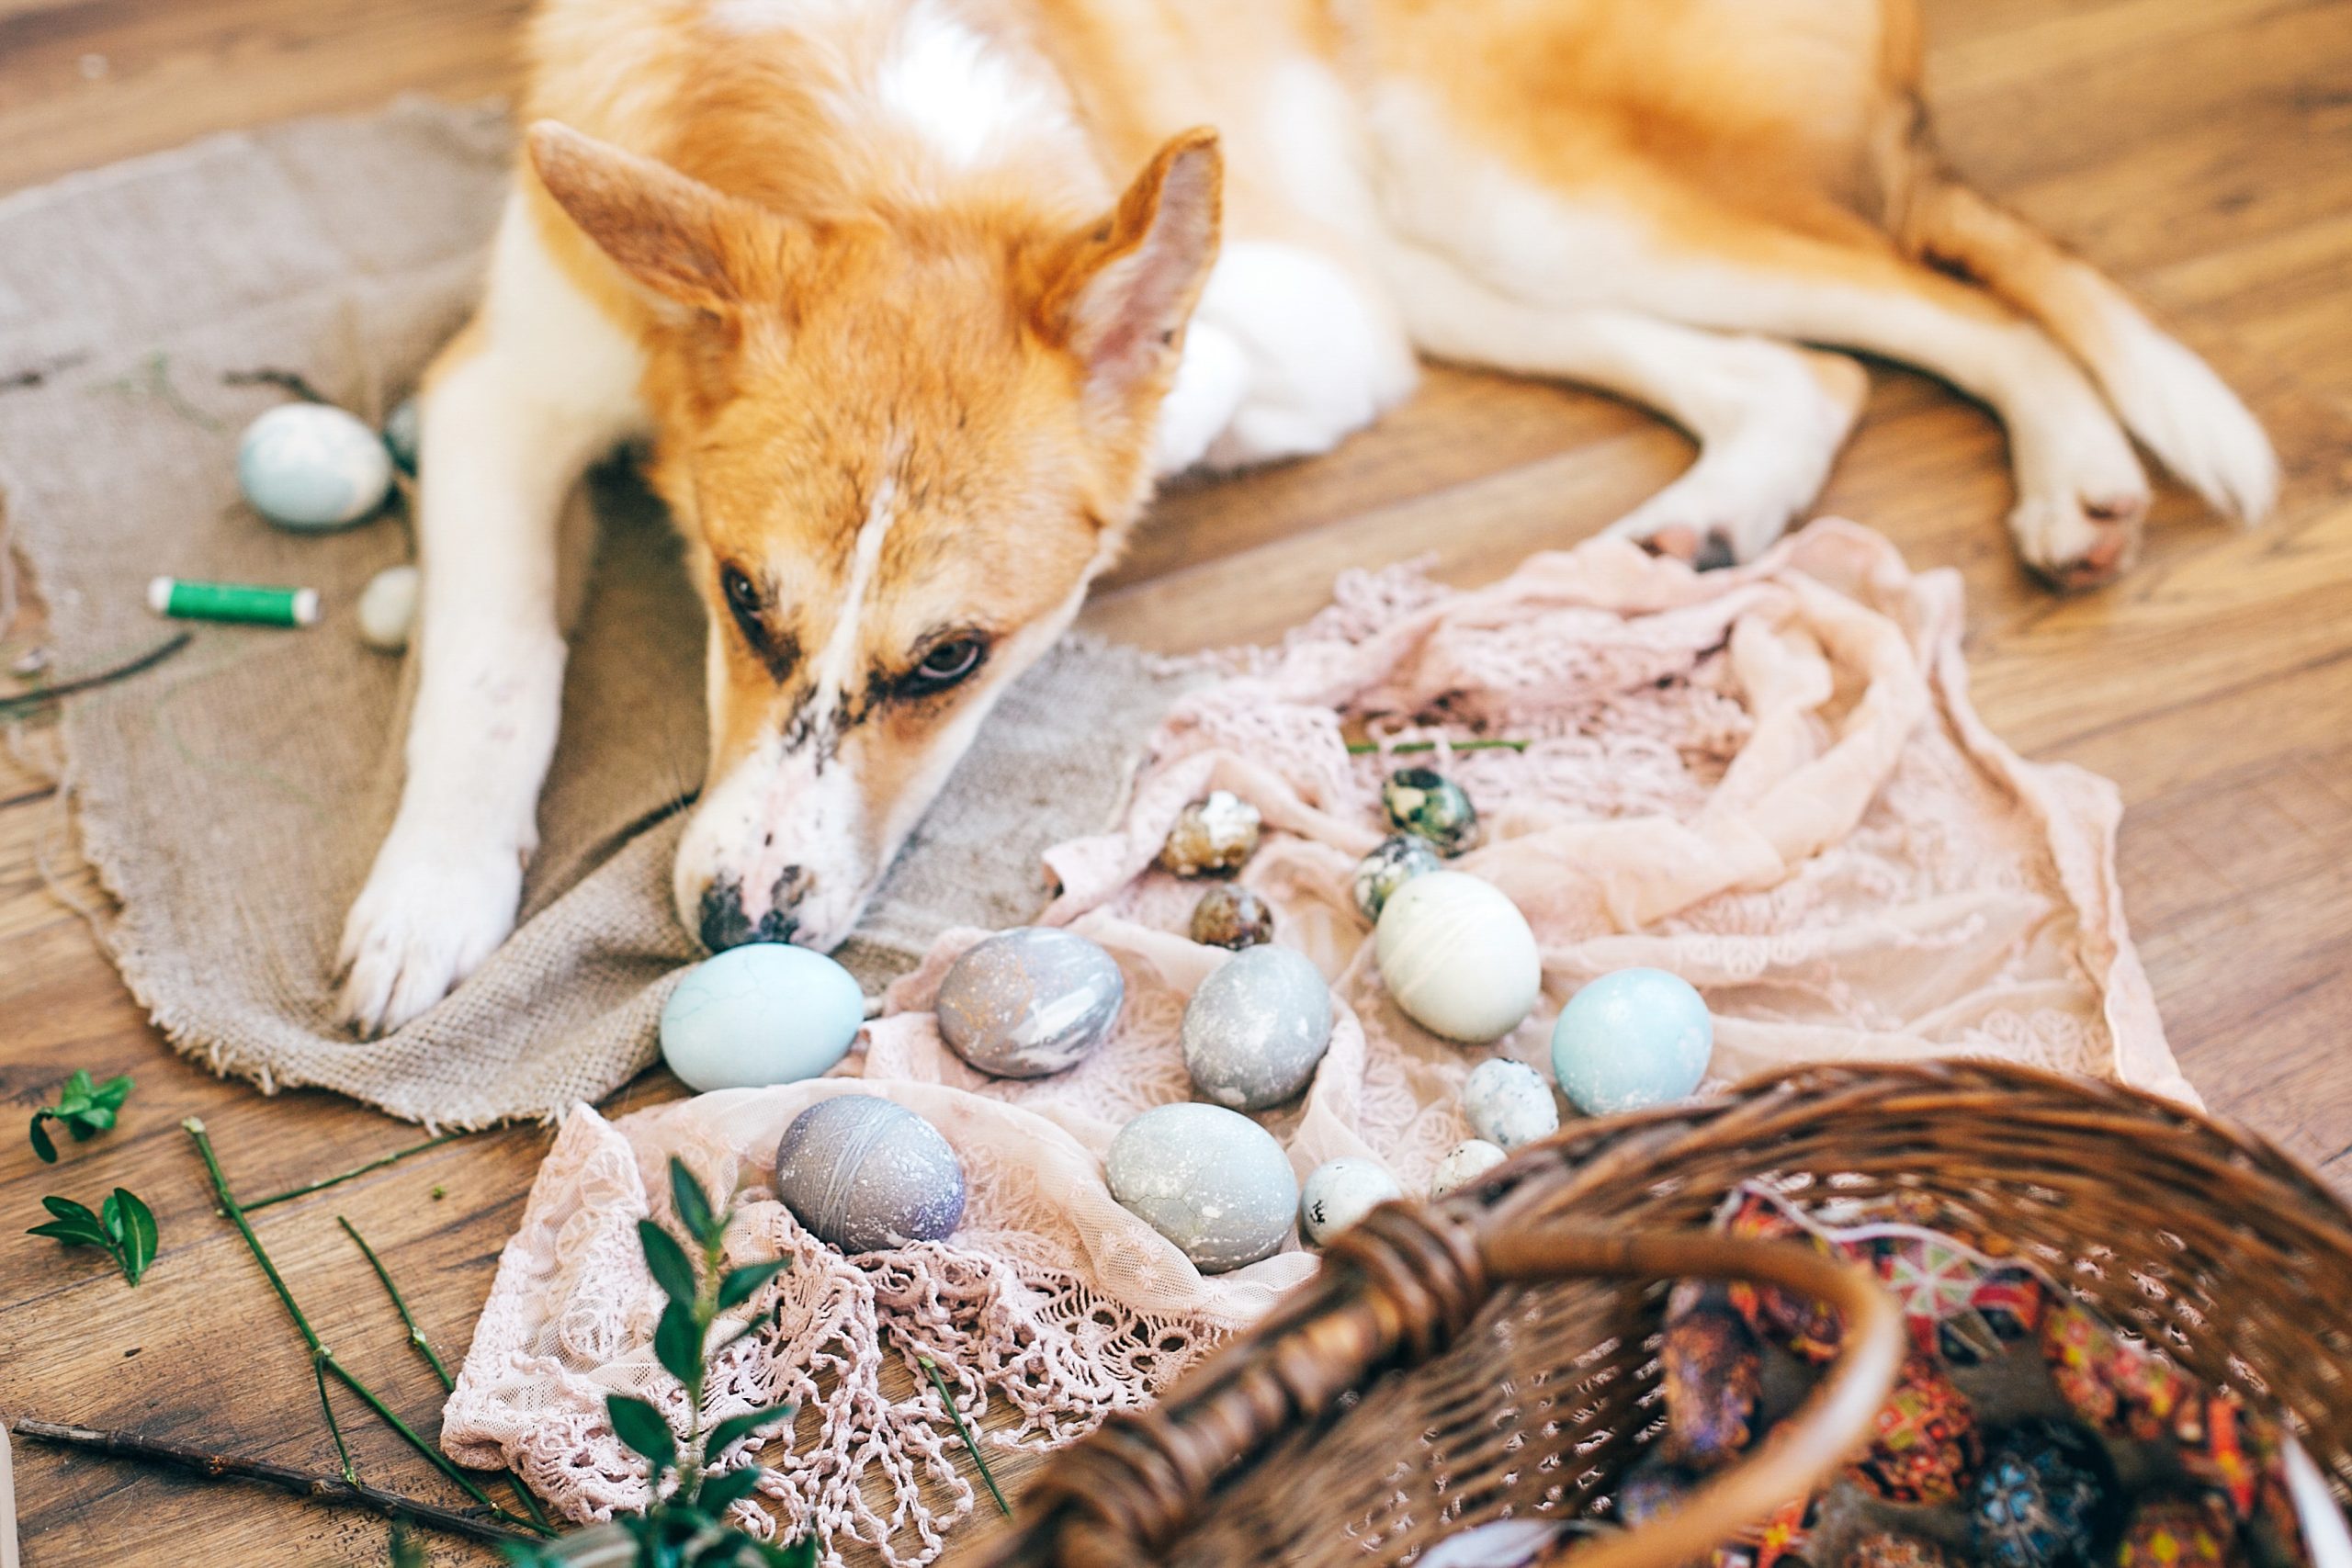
[526, 120, 794, 318]
[1036, 128, 1223, 420]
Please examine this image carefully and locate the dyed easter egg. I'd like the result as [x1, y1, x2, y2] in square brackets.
[772, 1096, 966, 1253]
[2115, 1498, 2236, 1568]
[237, 402, 394, 530]
[1299, 1156, 1401, 1246]
[1615, 1463, 1696, 1529]
[1190, 883, 1274, 950]
[1352, 834, 1442, 922]
[1181, 944, 1333, 1111]
[1383, 766, 1479, 855]
[660, 943, 864, 1091]
[1462, 1058, 1559, 1151]
[1968, 1418, 2125, 1568]
[1430, 1137, 1508, 1197]
[934, 927, 1122, 1079]
[1550, 967, 1713, 1115]
[1845, 1533, 1959, 1568]
[356, 563, 419, 652]
[1659, 1303, 1763, 1469]
[1375, 872, 1543, 1044]
[381, 397, 420, 475]
[1846, 1353, 1983, 1505]
[1158, 790, 1261, 876]
[1106, 1102, 1297, 1272]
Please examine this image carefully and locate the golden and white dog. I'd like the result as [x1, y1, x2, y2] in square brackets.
[335, 0, 2277, 1033]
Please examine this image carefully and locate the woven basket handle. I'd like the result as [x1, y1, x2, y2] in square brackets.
[977, 1204, 1904, 1568]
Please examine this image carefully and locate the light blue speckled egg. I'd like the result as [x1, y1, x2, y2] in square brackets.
[1299, 1156, 1401, 1247]
[773, 1096, 965, 1253]
[1462, 1058, 1558, 1151]
[237, 402, 395, 530]
[1180, 944, 1333, 1111]
[1107, 1102, 1297, 1272]
[1549, 967, 1713, 1116]
[660, 943, 865, 1092]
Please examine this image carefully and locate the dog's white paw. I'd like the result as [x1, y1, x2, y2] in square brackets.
[2095, 308, 2278, 523]
[2007, 387, 2153, 592]
[335, 826, 527, 1035]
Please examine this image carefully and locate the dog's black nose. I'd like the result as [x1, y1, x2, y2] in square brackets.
[696, 870, 806, 952]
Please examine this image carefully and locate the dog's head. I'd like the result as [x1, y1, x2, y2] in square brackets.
[526, 121, 1220, 953]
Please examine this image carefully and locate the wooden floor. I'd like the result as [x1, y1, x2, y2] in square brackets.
[2, 1, 2349, 1563]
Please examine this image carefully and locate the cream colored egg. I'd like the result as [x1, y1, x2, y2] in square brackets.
[356, 564, 419, 652]
[1374, 870, 1542, 1043]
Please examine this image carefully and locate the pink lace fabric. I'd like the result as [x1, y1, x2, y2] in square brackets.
[442, 521, 2188, 1564]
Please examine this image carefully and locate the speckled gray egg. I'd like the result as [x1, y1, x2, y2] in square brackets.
[1430, 1137, 1508, 1198]
[1158, 790, 1261, 876]
[772, 1097, 966, 1254]
[1180, 944, 1334, 1111]
[1189, 883, 1274, 950]
[1106, 1102, 1297, 1272]
[1299, 1156, 1401, 1246]
[1382, 767, 1478, 856]
[935, 927, 1123, 1079]
[1462, 1058, 1559, 1151]
[1352, 834, 1442, 923]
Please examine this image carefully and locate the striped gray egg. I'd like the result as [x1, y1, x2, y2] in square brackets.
[935, 927, 1124, 1079]
[772, 1096, 966, 1253]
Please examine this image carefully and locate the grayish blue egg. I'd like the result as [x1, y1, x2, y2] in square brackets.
[772, 1096, 966, 1253]
[1299, 1156, 1401, 1246]
[1549, 966, 1713, 1115]
[1106, 1102, 1297, 1272]
[935, 926, 1123, 1078]
[1180, 944, 1334, 1111]
[1462, 1058, 1559, 1150]
[660, 943, 864, 1092]
[236, 402, 394, 530]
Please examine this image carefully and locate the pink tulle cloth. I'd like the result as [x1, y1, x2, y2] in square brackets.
[442, 522, 2188, 1564]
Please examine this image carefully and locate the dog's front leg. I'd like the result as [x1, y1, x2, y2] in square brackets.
[337, 191, 646, 1034]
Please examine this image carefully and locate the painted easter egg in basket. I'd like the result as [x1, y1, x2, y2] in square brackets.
[1550, 966, 1713, 1115]
[1299, 1156, 1401, 1247]
[1845, 1353, 1983, 1506]
[1376, 871, 1542, 1043]
[1968, 1416, 2125, 1568]
[1658, 1300, 1763, 1470]
[1159, 790, 1260, 876]
[1844, 1533, 1961, 1568]
[772, 1096, 966, 1253]
[1107, 1102, 1296, 1272]
[1462, 1058, 1558, 1151]
[1180, 943, 1332, 1111]
[2115, 1496, 2238, 1568]
[935, 926, 1123, 1079]
[1190, 882, 1274, 950]
[237, 402, 395, 530]
[660, 943, 864, 1091]
[1382, 766, 1478, 854]
[1352, 833, 1442, 923]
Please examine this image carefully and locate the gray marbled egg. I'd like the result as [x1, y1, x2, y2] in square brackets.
[935, 927, 1123, 1079]
[1189, 883, 1274, 950]
[1383, 767, 1479, 855]
[1352, 834, 1442, 922]
[1106, 1103, 1297, 1272]
[1158, 790, 1261, 876]
[1300, 1156, 1402, 1246]
[1180, 944, 1334, 1111]
[1463, 1058, 1559, 1151]
[772, 1097, 966, 1253]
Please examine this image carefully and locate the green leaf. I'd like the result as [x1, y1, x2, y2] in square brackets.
[760, 1537, 820, 1568]
[654, 1297, 704, 1390]
[91, 1075, 134, 1112]
[695, 1463, 763, 1514]
[716, 1260, 787, 1314]
[669, 1158, 720, 1250]
[28, 1218, 107, 1247]
[28, 1113, 57, 1164]
[639, 1218, 698, 1305]
[112, 1189, 158, 1285]
[70, 1104, 117, 1138]
[98, 1190, 127, 1246]
[705, 1404, 795, 1458]
[57, 1069, 95, 1111]
[606, 1393, 677, 1472]
[41, 1194, 98, 1226]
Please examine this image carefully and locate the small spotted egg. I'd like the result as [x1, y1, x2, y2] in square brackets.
[1158, 790, 1261, 876]
[1299, 1156, 1402, 1247]
[1382, 766, 1477, 855]
[356, 564, 419, 652]
[1351, 834, 1441, 923]
[1461, 1058, 1558, 1150]
[1430, 1138, 1508, 1198]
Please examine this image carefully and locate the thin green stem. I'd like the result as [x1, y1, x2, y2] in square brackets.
[239, 1132, 467, 1213]
[918, 1355, 1009, 1518]
[180, 1119, 549, 1539]
[313, 1353, 357, 1485]
[1344, 737, 1530, 756]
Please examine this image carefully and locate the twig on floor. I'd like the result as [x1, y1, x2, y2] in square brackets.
[237, 1131, 467, 1213]
[0, 634, 191, 722]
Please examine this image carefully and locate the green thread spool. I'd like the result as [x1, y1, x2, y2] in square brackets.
[148, 576, 319, 627]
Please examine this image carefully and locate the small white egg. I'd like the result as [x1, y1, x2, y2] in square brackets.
[1430, 1138, 1508, 1198]
[1299, 1156, 1403, 1247]
[1462, 1058, 1559, 1151]
[1374, 871, 1543, 1043]
[356, 564, 419, 652]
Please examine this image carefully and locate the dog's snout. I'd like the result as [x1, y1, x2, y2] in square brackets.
[695, 866, 811, 953]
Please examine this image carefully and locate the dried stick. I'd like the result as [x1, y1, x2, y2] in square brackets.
[916, 1355, 1010, 1518]
[238, 1131, 466, 1213]
[1343, 737, 1530, 757]
[6, 1417, 536, 1547]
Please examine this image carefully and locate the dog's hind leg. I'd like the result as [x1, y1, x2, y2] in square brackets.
[335, 186, 648, 1035]
[1385, 242, 1867, 566]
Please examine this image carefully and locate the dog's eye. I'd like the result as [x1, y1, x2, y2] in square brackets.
[903, 636, 987, 694]
[721, 565, 762, 620]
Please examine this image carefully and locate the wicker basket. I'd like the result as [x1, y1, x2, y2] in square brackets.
[956, 1061, 2352, 1568]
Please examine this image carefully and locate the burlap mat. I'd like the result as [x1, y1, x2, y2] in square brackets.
[0, 99, 1194, 1127]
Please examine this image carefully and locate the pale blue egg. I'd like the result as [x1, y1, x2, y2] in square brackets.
[237, 402, 394, 530]
[660, 944, 865, 1092]
[1549, 966, 1713, 1116]
[1107, 1103, 1297, 1272]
